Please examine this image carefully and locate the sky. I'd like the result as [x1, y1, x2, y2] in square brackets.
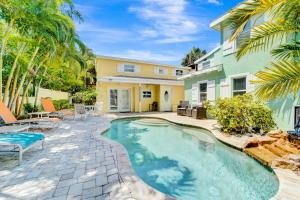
[73, 0, 243, 65]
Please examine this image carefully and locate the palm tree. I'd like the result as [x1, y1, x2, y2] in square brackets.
[227, 0, 300, 100]
[182, 47, 206, 67]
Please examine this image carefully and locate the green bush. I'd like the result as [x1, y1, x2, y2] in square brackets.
[72, 89, 97, 105]
[23, 103, 39, 114]
[52, 99, 72, 110]
[204, 94, 276, 134]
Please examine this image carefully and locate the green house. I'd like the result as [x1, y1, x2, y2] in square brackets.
[180, 6, 299, 131]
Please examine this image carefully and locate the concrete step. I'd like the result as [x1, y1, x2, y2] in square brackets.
[244, 146, 279, 166]
[264, 144, 289, 157]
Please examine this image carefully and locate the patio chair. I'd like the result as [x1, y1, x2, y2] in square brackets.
[0, 132, 45, 165]
[177, 101, 189, 116]
[74, 104, 87, 120]
[41, 98, 64, 119]
[186, 105, 195, 117]
[0, 101, 60, 129]
[192, 106, 207, 119]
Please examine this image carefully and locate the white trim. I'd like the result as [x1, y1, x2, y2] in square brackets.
[195, 46, 221, 64]
[178, 65, 223, 80]
[99, 76, 183, 86]
[107, 88, 131, 112]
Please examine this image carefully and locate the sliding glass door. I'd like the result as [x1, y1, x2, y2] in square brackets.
[109, 89, 130, 112]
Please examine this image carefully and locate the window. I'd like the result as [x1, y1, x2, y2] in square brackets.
[155, 67, 167, 75]
[124, 64, 136, 73]
[199, 83, 207, 102]
[232, 77, 247, 96]
[142, 91, 152, 99]
[202, 60, 211, 69]
[176, 70, 183, 76]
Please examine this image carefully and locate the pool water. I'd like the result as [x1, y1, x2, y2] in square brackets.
[103, 118, 279, 200]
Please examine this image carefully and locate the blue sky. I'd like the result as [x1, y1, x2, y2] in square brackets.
[74, 0, 243, 65]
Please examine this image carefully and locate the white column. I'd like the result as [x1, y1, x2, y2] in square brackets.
[138, 84, 142, 113]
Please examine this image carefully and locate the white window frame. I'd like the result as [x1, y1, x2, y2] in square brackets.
[123, 64, 136, 73]
[232, 76, 247, 96]
[198, 80, 208, 103]
[142, 90, 152, 99]
[155, 67, 168, 75]
[107, 88, 131, 112]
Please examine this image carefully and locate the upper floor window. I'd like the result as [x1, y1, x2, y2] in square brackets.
[124, 64, 135, 72]
[176, 70, 183, 76]
[118, 63, 139, 73]
[202, 60, 211, 69]
[232, 77, 246, 96]
[155, 67, 168, 75]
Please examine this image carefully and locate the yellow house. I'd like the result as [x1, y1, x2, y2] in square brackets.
[96, 56, 190, 113]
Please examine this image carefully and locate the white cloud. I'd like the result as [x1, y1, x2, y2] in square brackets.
[208, 0, 222, 6]
[130, 0, 206, 44]
[104, 50, 181, 63]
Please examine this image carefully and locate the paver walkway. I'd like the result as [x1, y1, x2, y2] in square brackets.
[0, 116, 133, 200]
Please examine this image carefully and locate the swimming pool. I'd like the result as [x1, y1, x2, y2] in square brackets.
[103, 118, 279, 200]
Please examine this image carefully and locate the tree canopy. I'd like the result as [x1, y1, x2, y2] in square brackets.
[0, 0, 95, 115]
[181, 47, 206, 67]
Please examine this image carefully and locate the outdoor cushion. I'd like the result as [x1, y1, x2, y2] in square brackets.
[41, 98, 56, 112]
[0, 133, 45, 149]
[0, 101, 18, 123]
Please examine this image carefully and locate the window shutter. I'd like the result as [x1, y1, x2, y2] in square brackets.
[207, 80, 216, 102]
[192, 83, 199, 105]
[223, 40, 235, 55]
[173, 69, 176, 76]
[220, 78, 230, 98]
[117, 64, 124, 72]
[247, 73, 256, 93]
[135, 65, 140, 73]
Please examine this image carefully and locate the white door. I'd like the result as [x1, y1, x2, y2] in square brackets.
[109, 89, 130, 112]
[160, 87, 172, 112]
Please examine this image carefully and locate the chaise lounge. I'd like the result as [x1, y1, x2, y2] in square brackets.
[41, 98, 65, 119]
[0, 132, 45, 165]
[0, 101, 60, 129]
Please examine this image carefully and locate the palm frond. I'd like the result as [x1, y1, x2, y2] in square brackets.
[236, 21, 298, 59]
[271, 41, 300, 60]
[253, 60, 300, 100]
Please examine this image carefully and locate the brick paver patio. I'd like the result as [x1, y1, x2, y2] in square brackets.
[0, 116, 134, 200]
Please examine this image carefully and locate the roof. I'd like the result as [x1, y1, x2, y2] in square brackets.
[210, 0, 251, 31]
[194, 46, 221, 64]
[97, 55, 189, 69]
[98, 76, 184, 86]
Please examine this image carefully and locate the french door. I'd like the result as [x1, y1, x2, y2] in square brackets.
[109, 89, 130, 112]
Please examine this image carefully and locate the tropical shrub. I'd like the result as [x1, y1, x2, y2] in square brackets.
[204, 94, 276, 134]
[72, 89, 97, 105]
[23, 103, 39, 114]
[52, 100, 72, 110]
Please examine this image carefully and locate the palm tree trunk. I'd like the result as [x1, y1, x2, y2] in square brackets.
[17, 79, 32, 117]
[8, 64, 20, 109]
[0, 20, 14, 101]
[3, 43, 26, 104]
[9, 46, 40, 109]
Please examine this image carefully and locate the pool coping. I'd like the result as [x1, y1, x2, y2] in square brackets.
[99, 114, 300, 200]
